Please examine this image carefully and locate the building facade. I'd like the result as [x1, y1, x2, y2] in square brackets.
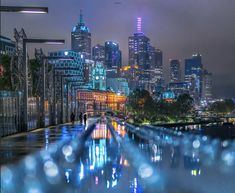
[107, 78, 130, 96]
[170, 59, 181, 83]
[0, 35, 15, 57]
[77, 90, 127, 116]
[128, 18, 151, 91]
[149, 46, 163, 92]
[104, 41, 122, 78]
[71, 11, 91, 59]
[48, 50, 85, 122]
[92, 44, 105, 63]
[168, 82, 190, 97]
[0, 36, 16, 74]
[201, 70, 212, 102]
[185, 54, 203, 103]
[85, 60, 106, 91]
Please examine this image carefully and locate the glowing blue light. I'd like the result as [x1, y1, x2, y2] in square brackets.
[64, 51, 68, 56]
[72, 26, 76, 32]
[112, 179, 117, 187]
[193, 140, 200, 149]
[79, 163, 84, 180]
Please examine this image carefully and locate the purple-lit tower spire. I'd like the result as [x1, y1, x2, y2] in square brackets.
[137, 17, 142, 33]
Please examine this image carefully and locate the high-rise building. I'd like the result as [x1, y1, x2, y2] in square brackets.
[128, 17, 151, 90]
[202, 70, 212, 102]
[104, 41, 122, 78]
[185, 54, 203, 103]
[92, 44, 105, 63]
[149, 46, 163, 92]
[170, 59, 181, 83]
[71, 10, 91, 59]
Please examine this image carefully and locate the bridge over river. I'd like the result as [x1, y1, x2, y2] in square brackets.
[1, 117, 235, 193]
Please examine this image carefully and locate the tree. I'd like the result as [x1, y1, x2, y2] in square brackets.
[29, 59, 41, 96]
[175, 94, 194, 117]
[209, 99, 235, 115]
[127, 89, 155, 119]
[0, 55, 13, 90]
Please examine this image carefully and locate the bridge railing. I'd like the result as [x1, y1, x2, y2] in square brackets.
[111, 118, 235, 193]
[0, 118, 99, 193]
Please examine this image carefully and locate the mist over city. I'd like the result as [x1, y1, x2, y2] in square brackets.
[0, 1, 235, 193]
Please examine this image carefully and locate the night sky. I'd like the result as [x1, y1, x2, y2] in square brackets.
[1, 0, 235, 98]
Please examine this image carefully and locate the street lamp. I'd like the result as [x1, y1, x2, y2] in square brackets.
[0, 6, 48, 14]
[22, 39, 65, 131]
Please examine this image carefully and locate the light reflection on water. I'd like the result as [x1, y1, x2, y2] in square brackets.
[72, 121, 143, 193]
[1, 120, 235, 193]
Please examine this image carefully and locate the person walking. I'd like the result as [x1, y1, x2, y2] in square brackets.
[79, 112, 83, 125]
[83, 113, 87, 125]
[70, 112, 75, 127]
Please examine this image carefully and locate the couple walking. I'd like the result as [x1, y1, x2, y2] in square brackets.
[70, 112, 87, 126]
[79, 112, 87, 125]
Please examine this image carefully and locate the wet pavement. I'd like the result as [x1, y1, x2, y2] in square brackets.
[1, 117, 235, 193]
[0, 120, 91, 166]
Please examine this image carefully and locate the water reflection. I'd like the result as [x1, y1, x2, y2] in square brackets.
[2, 120, 234, 193]
[72, 121, 143, 193]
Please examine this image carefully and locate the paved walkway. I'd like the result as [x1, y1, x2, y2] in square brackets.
[0, 120, 93, 166]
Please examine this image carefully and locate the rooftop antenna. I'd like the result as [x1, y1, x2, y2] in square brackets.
[80, 9, 84, 24]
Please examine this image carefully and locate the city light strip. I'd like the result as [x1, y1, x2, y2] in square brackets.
[24, 39, 65, 44]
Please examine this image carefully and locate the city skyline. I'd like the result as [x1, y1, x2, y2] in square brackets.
[1, 0, 234, 98]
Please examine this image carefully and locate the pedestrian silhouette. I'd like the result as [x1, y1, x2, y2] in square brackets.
[70, 112, 75, 126]
[79, 112, 83, 125]
[83, 113, 87, 125]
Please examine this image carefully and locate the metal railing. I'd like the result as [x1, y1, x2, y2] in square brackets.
[0, 91, 22, 137]
[1, 118, 99, 192]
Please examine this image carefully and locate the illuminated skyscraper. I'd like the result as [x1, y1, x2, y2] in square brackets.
[128, 17, 151, 90]
[71, 10, 91, 59]
[170, 59, 181, 83]
[92, 44, 105, 63]
[149, 46, 163, 92]
[202, 70, 212, 102]
[104, 41, 122, 78]
[185, 54, 203, 103]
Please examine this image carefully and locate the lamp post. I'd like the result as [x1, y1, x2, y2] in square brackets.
[22, 39, 65, 131]
[0, 4, 49, 130]
[0, 6, 48, 14]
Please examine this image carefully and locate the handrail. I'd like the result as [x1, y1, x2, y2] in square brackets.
[1, 118, 100, 192]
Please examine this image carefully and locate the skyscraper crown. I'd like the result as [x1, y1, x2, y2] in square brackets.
[72, 10, 90, 33]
